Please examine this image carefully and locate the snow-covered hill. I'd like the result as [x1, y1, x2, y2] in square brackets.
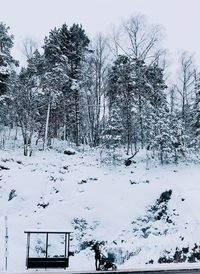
[1, 146, 200, 272]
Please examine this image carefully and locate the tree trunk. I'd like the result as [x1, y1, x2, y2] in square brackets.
[138, 94, 144, 149]
[43, 93, 51, 150]
[63, 98, 67, 141]
[74, 90, 80, 146]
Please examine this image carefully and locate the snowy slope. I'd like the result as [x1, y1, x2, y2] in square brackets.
[0, 146, 200, 272]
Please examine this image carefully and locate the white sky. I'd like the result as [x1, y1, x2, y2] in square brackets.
[1, 0, 200, 67]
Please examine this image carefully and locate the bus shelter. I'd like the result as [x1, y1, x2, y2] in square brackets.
[24, 230, 71, 269]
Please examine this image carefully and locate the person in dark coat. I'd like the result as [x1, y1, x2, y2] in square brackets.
[92, 242, 101, 270]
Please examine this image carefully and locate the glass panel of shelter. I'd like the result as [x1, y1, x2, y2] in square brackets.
[29, 233, 46, 258]
[28, 233, 67, 258]
[47, 233, 66, 258]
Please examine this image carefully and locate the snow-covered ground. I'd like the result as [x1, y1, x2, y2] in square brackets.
[1, 143, 200, 272]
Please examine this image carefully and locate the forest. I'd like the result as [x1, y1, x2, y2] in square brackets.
[0, 14, 199, 164]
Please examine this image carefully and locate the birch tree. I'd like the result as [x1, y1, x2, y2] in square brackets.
[82, 33, 109, 146]
[176, 52, 195, 141]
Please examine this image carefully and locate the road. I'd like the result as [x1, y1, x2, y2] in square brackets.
[6, 265, 200, 274]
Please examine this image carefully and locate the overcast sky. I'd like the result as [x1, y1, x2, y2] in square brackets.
[1, 0, 200, 67]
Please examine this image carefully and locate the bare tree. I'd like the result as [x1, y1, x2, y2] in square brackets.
[107, 26, 121, 58]
[82, 33, 109, 146]
[21, 37, 38, 59]
[14, 76, 39, 156]
[122, 14, 164, 63]
[176, 52, 196, 134]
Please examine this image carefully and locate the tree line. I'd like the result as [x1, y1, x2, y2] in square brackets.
[0, 15, 200, 163]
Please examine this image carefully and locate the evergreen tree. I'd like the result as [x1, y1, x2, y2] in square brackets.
[0, 22, 18, 149]
[101, 104, 123, 150]
[101, 103, 124, 164]
[192, 71, 200, 137]
[43, 23, 90, 146]
[189, 71, 200, 151]
[107, 55, 136, 154]
[0, 22, 18, 96]
[107, 55, 167, 155]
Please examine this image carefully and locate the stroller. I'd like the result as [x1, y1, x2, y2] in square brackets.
[99, 254, 117, 271]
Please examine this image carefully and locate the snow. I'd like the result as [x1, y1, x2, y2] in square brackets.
[24, 229, 71, 233]
[1, 142, 200, 272]
[0, 65, 10, 75]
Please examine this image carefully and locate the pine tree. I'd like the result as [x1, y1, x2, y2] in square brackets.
[101, 105, 123, 150]
[190, 71, 200, 151]
[107, 55, 136, 154]
[0, 23, 18, 149]
[107, 54, 167, 156]
[43, 23, 90, 146]
[101, 104, 123, 164]
[0, 22, 18, 96]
